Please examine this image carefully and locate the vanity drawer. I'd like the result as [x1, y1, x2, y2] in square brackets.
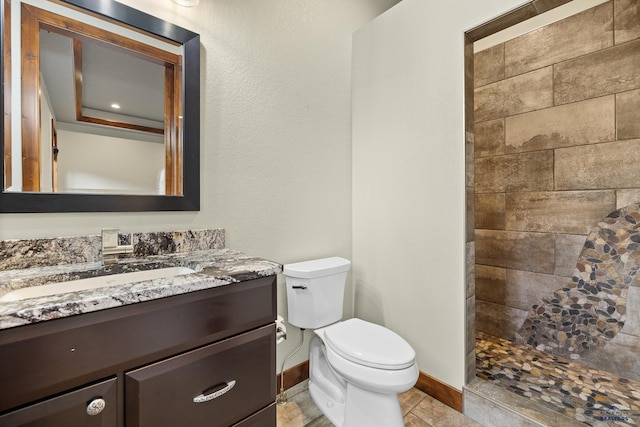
[125, 324, 276, 427]
[0, 377, 117, 427]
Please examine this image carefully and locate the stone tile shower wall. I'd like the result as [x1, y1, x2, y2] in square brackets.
[473, 0, 640, 380]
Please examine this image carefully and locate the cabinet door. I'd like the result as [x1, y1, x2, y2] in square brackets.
[126, 324, 275, 427]
[0, 377, 116, 427]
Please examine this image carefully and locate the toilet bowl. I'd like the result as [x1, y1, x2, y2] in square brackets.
[283, 257, 419, 427]
[309, 318, 419, 427]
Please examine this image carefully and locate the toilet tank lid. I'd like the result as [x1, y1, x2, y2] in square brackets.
[283, 257, 351, 279]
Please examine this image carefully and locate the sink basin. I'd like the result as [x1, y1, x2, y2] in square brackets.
[0, 267, 196, 302]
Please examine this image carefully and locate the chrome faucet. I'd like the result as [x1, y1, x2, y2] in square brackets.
[101, 228, 133, 265]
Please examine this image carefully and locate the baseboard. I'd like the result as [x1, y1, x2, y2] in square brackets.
[276, 362, 462, 413]
[415, 371, 463, 412]
[276, 360, 309, 392]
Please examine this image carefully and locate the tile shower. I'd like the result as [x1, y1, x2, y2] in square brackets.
[471, 1, 640, 425]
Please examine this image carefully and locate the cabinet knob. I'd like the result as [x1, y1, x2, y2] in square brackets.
[86, 398, 106, 416]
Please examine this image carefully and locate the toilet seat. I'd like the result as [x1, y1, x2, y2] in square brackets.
[314, 333, 419, 395]
[323, 318, 415, 370]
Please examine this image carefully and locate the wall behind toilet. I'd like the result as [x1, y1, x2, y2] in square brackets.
[352, 0, 526, 391]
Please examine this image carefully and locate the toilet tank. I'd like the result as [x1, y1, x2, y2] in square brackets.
[283, 257, 351, 329]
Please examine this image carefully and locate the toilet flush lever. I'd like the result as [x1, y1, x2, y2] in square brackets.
[292, 284, 307, 290]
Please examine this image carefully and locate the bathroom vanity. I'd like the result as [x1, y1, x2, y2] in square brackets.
[0, 229, 280, 427]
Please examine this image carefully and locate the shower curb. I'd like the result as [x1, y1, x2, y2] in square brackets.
[463, 378, 585, 427]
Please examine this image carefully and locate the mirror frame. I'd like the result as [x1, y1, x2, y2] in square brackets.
[0, 0, 200, 212]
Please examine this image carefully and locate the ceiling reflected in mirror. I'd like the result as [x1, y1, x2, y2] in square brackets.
[40, 30, 166, 135]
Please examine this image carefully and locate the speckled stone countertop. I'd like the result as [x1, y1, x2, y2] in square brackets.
[0, 229, 281, 330]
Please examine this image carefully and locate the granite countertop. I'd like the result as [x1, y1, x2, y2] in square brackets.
[0, 248, 282, 331]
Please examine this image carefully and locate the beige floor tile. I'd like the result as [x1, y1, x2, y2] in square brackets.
[404, 412, 435, 427]
[277, 384, 479, 427]
[276, 387, 323, 427]
[410, 396, 484, 427]
[399, 387, 427, 415]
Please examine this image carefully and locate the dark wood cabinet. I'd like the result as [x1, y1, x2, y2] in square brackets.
[0, 276, 277, 427]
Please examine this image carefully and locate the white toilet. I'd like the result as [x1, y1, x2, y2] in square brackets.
[284, 257, 418, 427]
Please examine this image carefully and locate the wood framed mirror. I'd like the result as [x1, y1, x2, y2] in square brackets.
[1, 0, 200, 212]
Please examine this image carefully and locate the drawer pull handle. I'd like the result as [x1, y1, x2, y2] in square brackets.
[193, 380, 236, 403]
[86, 398, 106, 416]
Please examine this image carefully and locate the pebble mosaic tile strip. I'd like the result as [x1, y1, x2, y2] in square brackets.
[516, 203, 640, 359]
[477, 332, 640, 426]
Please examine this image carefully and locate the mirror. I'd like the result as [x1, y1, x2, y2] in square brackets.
[1, 0, 200, 212]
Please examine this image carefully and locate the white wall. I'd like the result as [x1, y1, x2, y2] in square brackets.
[352, 0, 525, 390]
[56, 129, 165, 194]
[0, 0, 400, 372]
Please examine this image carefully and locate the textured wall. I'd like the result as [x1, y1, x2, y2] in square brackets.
[474, 0, 640, 378]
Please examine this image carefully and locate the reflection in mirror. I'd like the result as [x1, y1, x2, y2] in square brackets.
[14, 2, 182, 195]
[42, 30, 166, 194]
[0, 0, 200, 212]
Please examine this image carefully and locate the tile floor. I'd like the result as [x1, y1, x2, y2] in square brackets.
[276, 380, 482, 427]
[476, 332, 640, 426]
